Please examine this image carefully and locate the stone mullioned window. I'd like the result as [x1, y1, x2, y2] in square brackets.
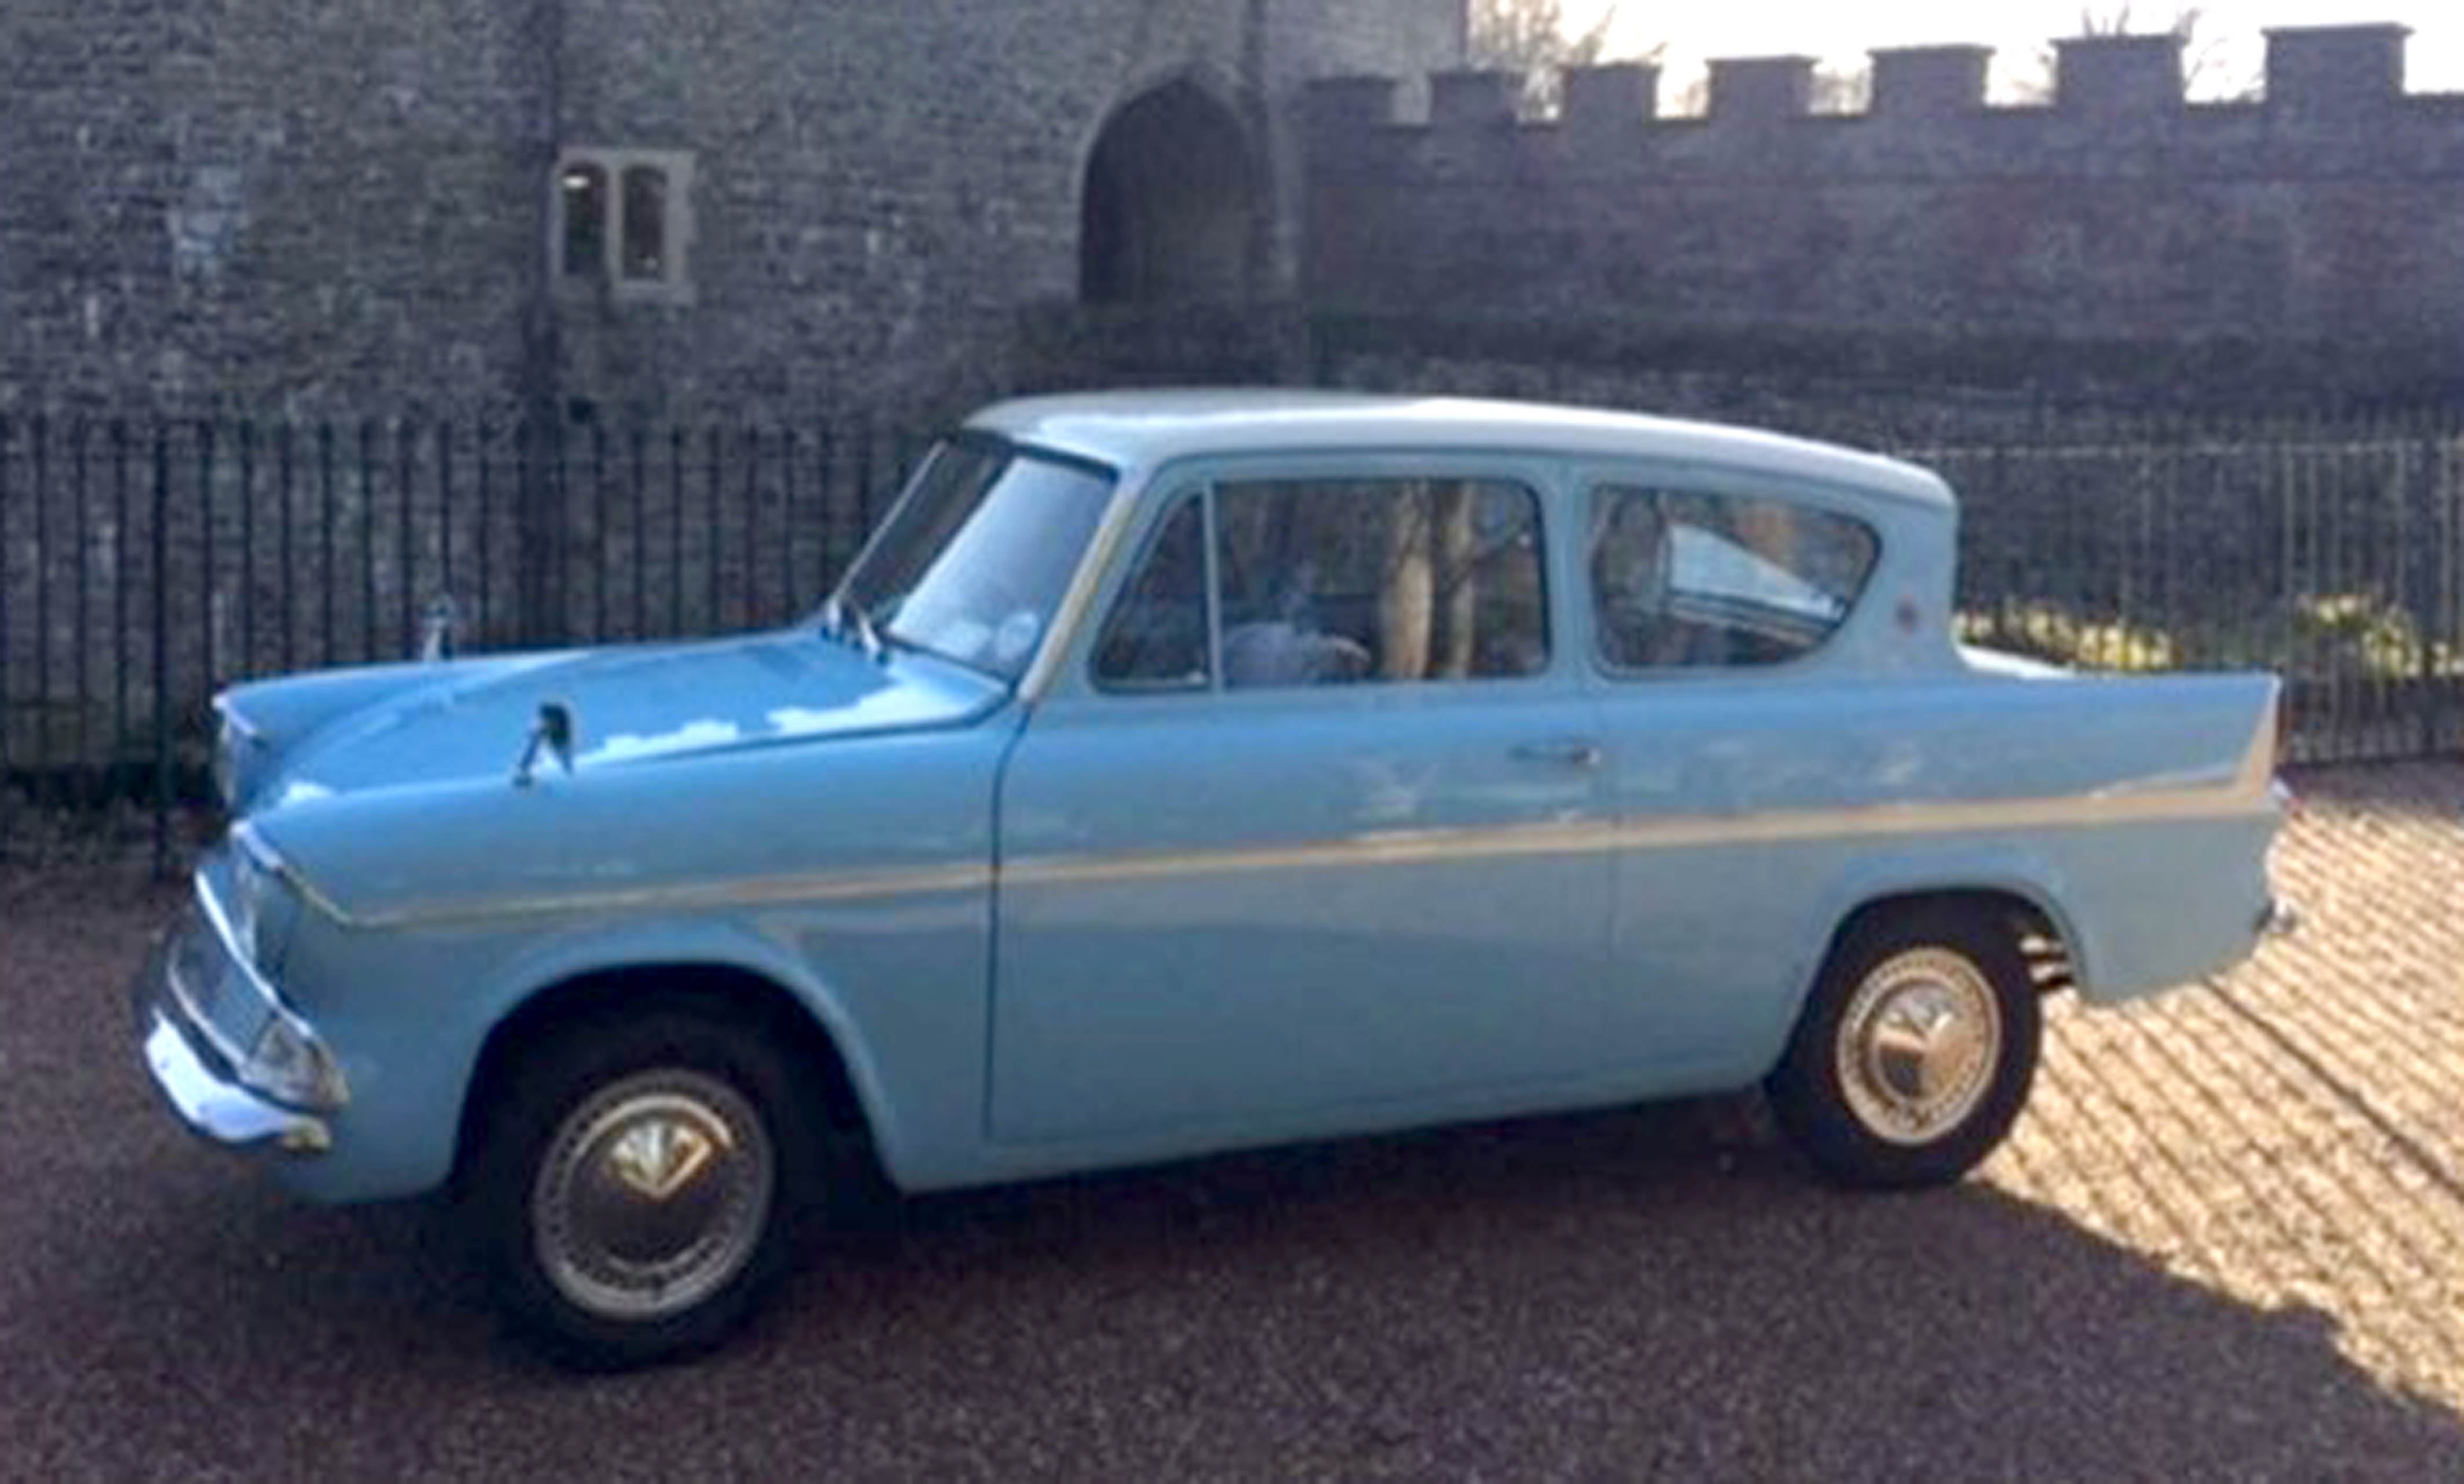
[554, 147, 695, 304]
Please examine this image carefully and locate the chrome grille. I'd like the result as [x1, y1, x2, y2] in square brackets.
[164, 903, 273, 1073]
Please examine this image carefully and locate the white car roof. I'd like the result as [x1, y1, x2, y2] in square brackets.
[967, 391, 1953, 511]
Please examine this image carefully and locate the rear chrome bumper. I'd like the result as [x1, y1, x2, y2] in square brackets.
[130, 923, 332, 1156]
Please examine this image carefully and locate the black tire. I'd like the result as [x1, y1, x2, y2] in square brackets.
[466, 1005, 815, 1370]
[1766, 904, 2042, 1190]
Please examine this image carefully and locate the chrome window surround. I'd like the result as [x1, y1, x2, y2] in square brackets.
[1014, 447, 1143, 705]
[1088, 492, 1215, 695]
[1206, 475, 1554, 691]
[1065, 464, 1560, 702]
[1585, 484, 1883, 680]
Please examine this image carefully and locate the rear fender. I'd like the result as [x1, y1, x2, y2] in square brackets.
[1776, 845, 2086, 1043]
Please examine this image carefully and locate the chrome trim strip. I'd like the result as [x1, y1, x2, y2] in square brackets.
[212, 694, 267, 745]
[161, 924, 261, 1078]
[1004, 778, 2275, 892]
[232, 819, 286, 874]
[187, 869, 351, 1111]
[193, 870, 282, 1019]
[313, 774, 2269, 931]
[318, 862, 997, 932]
[235, 821, 356, 928]
[1200, 485, 1224, 687]
[2244, 679, 2283, 797]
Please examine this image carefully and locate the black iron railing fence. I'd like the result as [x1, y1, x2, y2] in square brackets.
[0, 415, 931, 868]
[1920, 412, 2464, 765]
[3, 406, 2461, 869]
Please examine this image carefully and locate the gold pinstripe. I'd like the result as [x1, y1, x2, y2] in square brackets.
[290, 765, 2272, 931]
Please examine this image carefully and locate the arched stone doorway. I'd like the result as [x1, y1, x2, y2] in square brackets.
[1080, 81, 1261, 305]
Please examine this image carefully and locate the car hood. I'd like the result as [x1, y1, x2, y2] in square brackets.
[233, 630, 1007, 811]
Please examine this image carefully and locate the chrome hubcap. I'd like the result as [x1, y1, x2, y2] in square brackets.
[1835, 948, 2002, 1146]
[531, 1071, 774, 1323]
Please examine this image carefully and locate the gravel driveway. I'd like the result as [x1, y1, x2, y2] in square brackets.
[4, 764, 2462, 1481]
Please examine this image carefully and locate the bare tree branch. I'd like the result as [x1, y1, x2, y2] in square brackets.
[1468, 0, 1655, 115]
[2007, 5, 2252, 103]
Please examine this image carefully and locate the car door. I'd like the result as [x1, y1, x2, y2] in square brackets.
[988, 458, 1620, 1147]
[1581, 473, 1897, 1081]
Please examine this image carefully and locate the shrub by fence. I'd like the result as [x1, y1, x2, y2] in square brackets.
[2, 404, 2460, 868]
[1926, 414, 2464, 764]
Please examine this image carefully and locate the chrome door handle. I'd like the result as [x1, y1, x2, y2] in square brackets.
[1510, 739, 1603, 769]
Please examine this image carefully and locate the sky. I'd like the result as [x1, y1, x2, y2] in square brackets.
[1560, 1, 2464, 101]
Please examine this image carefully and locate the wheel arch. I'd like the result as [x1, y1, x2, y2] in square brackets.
[1813, 883, 2080, 1007]
[1754, 845, 2092, 1073]
[451, 950, 892, 1198]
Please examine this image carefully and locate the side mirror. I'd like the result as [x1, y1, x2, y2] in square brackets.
[513, 701, 578, 788]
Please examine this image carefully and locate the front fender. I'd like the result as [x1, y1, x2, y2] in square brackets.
[468, 914, 912, 1178]
[256, 722, 1006, 1204]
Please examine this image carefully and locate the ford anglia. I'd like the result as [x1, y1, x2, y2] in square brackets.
[134, 392, 2287, 1367]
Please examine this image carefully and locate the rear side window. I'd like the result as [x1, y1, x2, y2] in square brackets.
[1591, 487, 1878, 671]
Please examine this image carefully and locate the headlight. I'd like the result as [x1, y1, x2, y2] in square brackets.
[241, 1008, 351, 1112]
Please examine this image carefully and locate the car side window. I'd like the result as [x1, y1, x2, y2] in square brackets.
[1093, 497, 1211, 691]
[1213, 477, 1547, 689]
[1591, 486, 1878, 671]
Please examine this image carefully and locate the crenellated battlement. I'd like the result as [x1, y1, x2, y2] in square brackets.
[1297, 22, 2464, 390]
[1869, 46, 1991, 119]
[1307, 24, 2451, 138]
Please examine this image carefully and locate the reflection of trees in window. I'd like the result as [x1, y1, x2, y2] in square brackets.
[621, 166, 667, 280]
[1379, 483, 1482, 681]
[1215, 479, 1546, 687]
[1590, 486, 1879, 670]
[560, 163, 607, 279]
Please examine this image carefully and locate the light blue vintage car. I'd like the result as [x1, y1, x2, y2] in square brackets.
[134, 393, 2287, 1366]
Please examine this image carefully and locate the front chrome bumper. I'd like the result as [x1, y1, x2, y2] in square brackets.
[130, 920, 333, 1156]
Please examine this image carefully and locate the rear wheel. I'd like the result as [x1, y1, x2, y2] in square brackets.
[468, 1008, 812, 1369]
[1766, 905, 2042, 1189]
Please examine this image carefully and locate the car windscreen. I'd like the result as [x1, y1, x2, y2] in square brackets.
[828, 438, 1116, 684]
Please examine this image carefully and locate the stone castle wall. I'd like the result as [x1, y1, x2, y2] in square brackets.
[0, 0, 1463, 420]
[9, 12, 2458, 421]
[0, 0, 551, 416]
[1302, 25, 2464, 404]
[551, 0, 1463, 422]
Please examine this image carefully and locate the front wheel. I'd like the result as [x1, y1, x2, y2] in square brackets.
[467, 1009, 810, 1369]
[1766, 906, 2042, 1190]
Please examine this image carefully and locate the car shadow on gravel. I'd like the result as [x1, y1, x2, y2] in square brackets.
[21, 1096, 2464, 1481]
